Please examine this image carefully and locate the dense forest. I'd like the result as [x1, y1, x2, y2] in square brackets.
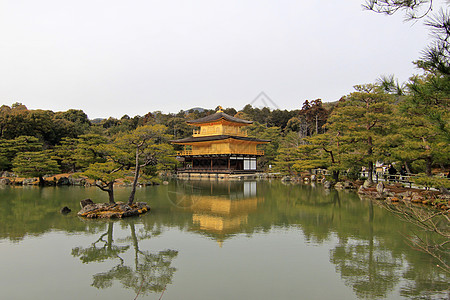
[0, 68, 448, 188]
[0, 99, 333, 181]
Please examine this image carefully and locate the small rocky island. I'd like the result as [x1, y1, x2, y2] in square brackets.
[77, 199, 150, 219]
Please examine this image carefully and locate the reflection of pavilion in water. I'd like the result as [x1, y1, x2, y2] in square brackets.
[178, 181, 263, 246]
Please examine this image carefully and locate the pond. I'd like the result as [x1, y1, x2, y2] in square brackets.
[0, 180, 448, 299]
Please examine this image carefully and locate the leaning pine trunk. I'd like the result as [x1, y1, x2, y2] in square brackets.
[128, 148, 141, 206]
[107, 181, 115, 204]
[367, 161, 374, 184]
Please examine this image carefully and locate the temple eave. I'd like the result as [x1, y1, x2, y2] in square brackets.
[177, 152, 264, 157]
[171, 135, 270, 144]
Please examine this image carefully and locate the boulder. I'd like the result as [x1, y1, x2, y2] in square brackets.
[323, 181, 332, 189]
[78, 202, 108, 216]
[387, 197, 400, 203]
[23, 178, 38, 185]
[0, 178, 11, 185]
[376, 182, 385, 194]
[411, 193, 424, 203]
[402, 196, 412, 202]
[69, 177, 86, 186]
[437, 194, 450, 201]
[57, 177, 70, 186]
[397, 191, 412, 198]
[1, 171, 14, 177]
[80, 199, 94, 208]
[343, 181, 355, 189]
[386, 191, 396, 197]
[122, 210, 140, 218]
[281, 176, 291, 182]
[363, 180, 372, 188]
[60, 206, 71, 214]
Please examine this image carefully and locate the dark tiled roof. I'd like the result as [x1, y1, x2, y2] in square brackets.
[171, 135, 270, 144]
[187, 112, 253, 125]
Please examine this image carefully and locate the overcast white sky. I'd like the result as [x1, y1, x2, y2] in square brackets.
[0, 0, 441, 119]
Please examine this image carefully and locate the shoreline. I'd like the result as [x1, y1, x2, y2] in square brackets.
[1, 172, 448, 211]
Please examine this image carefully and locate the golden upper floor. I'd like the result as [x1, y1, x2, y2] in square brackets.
[193, 124, 248, 137]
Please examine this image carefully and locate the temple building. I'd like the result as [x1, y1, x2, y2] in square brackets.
[171, 107, 270, 177]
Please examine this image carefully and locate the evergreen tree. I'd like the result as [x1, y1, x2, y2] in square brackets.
[326, 84, 396, 183]
[297, 132, 344, 181]
[299, 99, 329, 135]
[0, 136, 42, 171]
[247, 122, 281, 169]
[83, 161, 124, 204]
[273, 131, 305, 175]
[273, 146, 301, 175]
[53, 137, 79, 173]
[12, 150, 60, 185]
[74, 134, 109, 170]
[115, 124, 175, 205]
[393, 73, 450, 175]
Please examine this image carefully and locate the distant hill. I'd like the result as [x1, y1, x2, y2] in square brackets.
[90, 118, 105, 124]
[186, 107, 206, 113]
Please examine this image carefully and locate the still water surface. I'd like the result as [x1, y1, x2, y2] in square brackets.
[0, 180, 448, 299]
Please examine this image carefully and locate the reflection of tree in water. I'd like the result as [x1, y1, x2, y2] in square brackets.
[305, 190, 342, 241]
[400, 261, 449, 299]
[330, 236, 403, 299]
[376, 203, 450, 299]
[253, 182, 448, 298]
[330, 201, 403, 299]
[72, 220, 178, 296]
[72, 222, 130, 263]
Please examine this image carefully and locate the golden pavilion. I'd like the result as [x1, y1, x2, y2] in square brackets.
[171, 107, 270, 177]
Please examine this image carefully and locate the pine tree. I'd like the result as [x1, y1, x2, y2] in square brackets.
[83, 161, 124, 204]
[326, 84, 396, 183]
[0, 136, 42, 170]
[12, 150, 60, 185]
[393, 73, 450, 175]
[300, 132, 345, 182]
[114, 124, 175, 205]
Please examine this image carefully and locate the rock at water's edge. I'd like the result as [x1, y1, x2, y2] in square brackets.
[60, 206, 71, 214]
[323, 181, 332, 189]
[376, 182, 385, 194]
[0, 178, 11, 185]
[57, 177, 70, 186]
[363, 180, 372, 188]
[80, 199, 94, 208]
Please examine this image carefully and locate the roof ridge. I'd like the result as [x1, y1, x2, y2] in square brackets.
[187, 111, 252, 125]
